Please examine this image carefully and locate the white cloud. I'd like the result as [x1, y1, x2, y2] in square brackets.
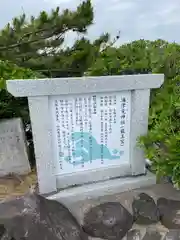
[43, 0, 73, 4]
[108, 1, 136, 12]
[0, 0, 180, 44]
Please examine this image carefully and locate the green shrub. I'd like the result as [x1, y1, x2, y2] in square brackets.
[139, 76, 180, 188]
[0, 60, 42, 123]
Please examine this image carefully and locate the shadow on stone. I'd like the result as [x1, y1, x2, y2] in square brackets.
[0, 225, 5, 239]
[82, 202, 133, 240]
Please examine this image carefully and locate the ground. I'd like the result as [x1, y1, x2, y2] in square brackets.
[1, 173, 180, 239]
[62, 183, 180, 240]
[0, 170, 37, 200]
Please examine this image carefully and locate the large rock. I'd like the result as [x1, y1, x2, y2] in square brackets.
[157, 198, 180, 229]
[132, 193, 160, 225]
[0, 193, 87, 240]
[83, 202, 133, 240]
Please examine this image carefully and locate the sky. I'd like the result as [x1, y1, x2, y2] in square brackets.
[0, 0, 180, 46]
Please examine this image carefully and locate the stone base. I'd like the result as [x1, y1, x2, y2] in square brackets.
[48, 171, 156, 204]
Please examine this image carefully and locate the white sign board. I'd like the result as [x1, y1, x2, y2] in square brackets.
[50, 91, 131, 175]
[7, 74, 164, 194]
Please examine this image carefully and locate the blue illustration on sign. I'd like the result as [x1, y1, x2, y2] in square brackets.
[60, 132, 124, 165]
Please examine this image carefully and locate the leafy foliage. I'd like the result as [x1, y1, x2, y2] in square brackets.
[139, 76, 180, 188]
[0, 60, 42, 123]
[87, 39, 180, 187]
[87, 39, 180, 78]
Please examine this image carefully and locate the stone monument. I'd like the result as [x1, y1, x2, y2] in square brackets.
[0, 118, 30, 176]
[7, 74, 164, 202]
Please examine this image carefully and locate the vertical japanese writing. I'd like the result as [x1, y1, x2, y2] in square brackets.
[80, 115, 84, 168]
[92, 95, 97, 114]
[100, 109, 104, 164]
[55, 100, 59, 122]
[109, 108, 112, 134]
[54, 100, 63, 170]
[57, 125, 62, 170]
[113, 95, 117, 105]
[100, 96, 104, 107]
[88, 97, 92, 118]
[75, 97, 82, 125]
[89, 121, 92, 163]
[120, 97, 126, 146]
[74, 97, 84, 167]
[109, 96, 112, 106]
[84, 97, 88, 128]
[60, 100, 65, 129]
[88, 97, 92, 163]
[104, 109, 108, 146]
[65, 100, 71, 163]
[60, 100, 67, 147]
[75, 98, 78, 125]
[113, 95, 117, 125]
[113, 108, 116, 124]
[70, 102, 75, 165]
[104, 96, 108, 106]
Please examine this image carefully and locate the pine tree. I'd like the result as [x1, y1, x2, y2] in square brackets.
[0, 0, 105, 76]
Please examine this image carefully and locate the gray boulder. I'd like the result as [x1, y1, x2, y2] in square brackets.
[83, 202, 133, 240]
[132, 193, 160, 225]
[157, 197, 180, 229]
[0, 193, 87, 240]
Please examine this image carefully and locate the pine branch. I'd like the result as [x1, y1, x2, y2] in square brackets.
[0, 27, 68, 51]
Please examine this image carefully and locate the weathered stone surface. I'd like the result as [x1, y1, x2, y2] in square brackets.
[142, 228, 162, 240]
[126, 229, 144, 240]
[83, 202, 133, 240]
[0, 193, 87, 240]
[132, 193, 160, 225]
[125, 226, 166, 240]
[0, 118, 30, 176]
[157, 198, 180, 229]
[164, 230, 180, 240]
